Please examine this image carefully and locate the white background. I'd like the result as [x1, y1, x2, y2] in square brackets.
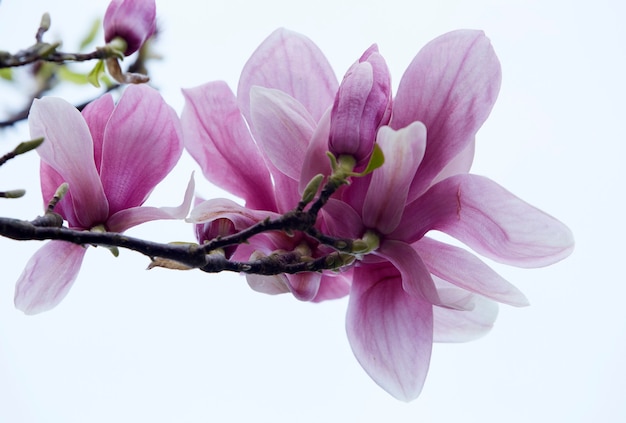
[1, 0, 624, 421]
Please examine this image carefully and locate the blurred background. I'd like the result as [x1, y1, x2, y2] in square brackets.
[1, 0, 624, 421]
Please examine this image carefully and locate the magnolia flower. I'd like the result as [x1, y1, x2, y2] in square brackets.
[182, 28, 574, 401]
[182, 29, 352, 302]
[103, 0, 156, 55]
[15, 85, 192, 315]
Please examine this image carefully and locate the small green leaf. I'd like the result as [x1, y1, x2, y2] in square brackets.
[87, 60, 105, 88]
[57, 66, 89, 85]
[0, 68, 13, 81]
[361, 143, 385, 176]
[79, 18, 102, 51]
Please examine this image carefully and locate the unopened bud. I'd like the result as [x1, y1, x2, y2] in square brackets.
[301, 174, 324, 204]
[39, 13, 51, 32]
[14, 137, 44, 155]
[1, 189, 26, 198]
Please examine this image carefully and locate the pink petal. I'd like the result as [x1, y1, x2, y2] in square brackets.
[375, 239, 440, 305]
[99, 85, 183, 215]
[395, 174, 575, 267]
[237, 28, 338, 125]
[347, 261, 433, 401]
[30, 97, 108, 228]
[249, 86, 316, 180]
[106, 174, 195, 233]
[40, 161, 79, 226]
[299, 108, 333, 194]
[413, 237, 529, 306]
[246, 273, 291, 296]
[285, 272, 322, 301]
[432, 279, 499, 343]
[320, 198, 364, 239]
[81, 93, 114, 174]
[181, 81, 276, 211]
[391, 30, 501, 200]
[312, 271, 352, 302]
[363, 122, 426, 234]
[187, 198, 278, 229]
[14, 241, 87, 315]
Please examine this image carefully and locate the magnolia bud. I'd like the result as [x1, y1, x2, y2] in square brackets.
[329, 45, 392, 164]
[103, 0, 156, 55]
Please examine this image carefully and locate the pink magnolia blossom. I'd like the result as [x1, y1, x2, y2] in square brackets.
[104, 0, 156, 55]
[182, 28, 574, 401]
[182, 29, 351, 302]
[15, 85, 192, 315]
[316, 31, 574, 400]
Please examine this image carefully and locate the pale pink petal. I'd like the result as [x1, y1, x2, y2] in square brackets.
[81, 93, 114, 174]
[40, 161, 78, 226]
[430, 137, 475, 185]
[181, 82, 276, 211]
[319, 198, 363, 239]
[413, 237, 529, 306]
[187, 198, 277, 229]
[30, 97, 108, 228]
[375, 239, 440, 305]
[106, 174, 195, 233]
[14, 241, 87, 315]
[394, 174, 575, 267]
[433, 288, 499, 343]
[246, 273, 291, 295]
[391, 30, 501, 200]
[249, 86, 316, 180]
[347, 261, 433, 401]
[285, 272, 322, 301]
[363, 122, 426, 234]
[312, 272, 351, 302]
[237, 28, 338, 124]
[299, 107, 333, 194]
[99, 85, 183, 214]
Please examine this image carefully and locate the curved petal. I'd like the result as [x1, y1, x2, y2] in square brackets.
[14, 241, 87, 315]
[181, 81, 276, 211]
[106, 174, 195, 233]
[320, 198, 364, 239]
[433, 286, 499, 343]
[30, 97, 108, 228]
[40, 161, 78, 226]
[250, 86, 316, 180]
[347, 261, 433, 401]
[99, 85, 183, 214]
[285, 272, 322, 301]
[394, 174, 575, 267]
[81, 93, 114, 174]
[391, 30, 501, 200]
[413, 237, 529, 306]
[363, 122, 426, 234]
[237, 28, 338, 124]
[246, 273, 291, 295]
[187, 198, 277, 229]
[312, 271, 351, 302]
[375, 239, 440, 305]
[299, 107, 333, 194]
